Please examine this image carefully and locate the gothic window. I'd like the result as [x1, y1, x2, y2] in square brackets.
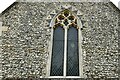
[48, 9, 83, 78]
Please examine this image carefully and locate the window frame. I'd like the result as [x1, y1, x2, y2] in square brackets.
[46, 10, 83, 78]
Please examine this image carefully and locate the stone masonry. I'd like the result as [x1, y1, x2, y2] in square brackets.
[0, 2, 119, 79]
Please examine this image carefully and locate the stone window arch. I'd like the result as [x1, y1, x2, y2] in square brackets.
[46, 9, 83, 78]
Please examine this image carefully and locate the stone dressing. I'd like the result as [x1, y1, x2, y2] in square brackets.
[0, 2, 119, 79]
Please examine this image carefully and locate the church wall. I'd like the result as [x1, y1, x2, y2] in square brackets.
[0, 2, 119, 79]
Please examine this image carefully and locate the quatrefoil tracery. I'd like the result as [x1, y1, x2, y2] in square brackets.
[54, 9, 79, 29]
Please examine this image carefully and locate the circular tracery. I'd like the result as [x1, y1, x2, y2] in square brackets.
[54, 9, 78, 29]
[58, 15, 65, 20]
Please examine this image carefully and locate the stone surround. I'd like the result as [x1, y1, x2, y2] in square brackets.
[0, 2, 119, 79]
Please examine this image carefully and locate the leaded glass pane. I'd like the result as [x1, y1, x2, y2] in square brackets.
[50, 27, 64, 76]
[67, 27, 79, 76]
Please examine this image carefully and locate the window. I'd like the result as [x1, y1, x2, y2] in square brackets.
[47, 9, 83, 78]
[50, 26, 64, 76]
[67, 27, 79, 76]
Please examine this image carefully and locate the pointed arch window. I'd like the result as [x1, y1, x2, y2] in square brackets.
[47, 9, 83, 78]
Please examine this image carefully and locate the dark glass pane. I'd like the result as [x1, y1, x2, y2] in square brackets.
[64, 19, 69, 26]
[50, 27, 64, 76]
[67, 27, 79, 76]
[64, 9, 69, 17]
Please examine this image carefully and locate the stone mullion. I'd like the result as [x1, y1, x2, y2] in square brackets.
[63, 27, 67, 77]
